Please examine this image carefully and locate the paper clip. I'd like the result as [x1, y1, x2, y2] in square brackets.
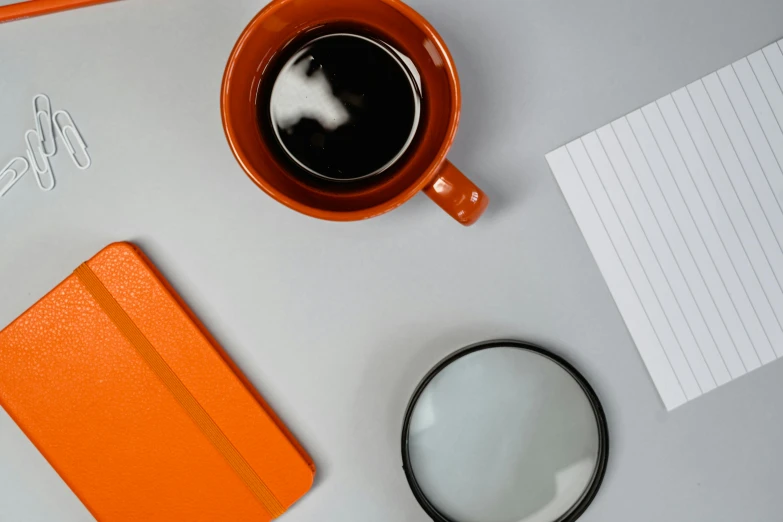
[25, 129, 55, 192]
[0, 157, 30, 198]
[53, 110, 91, 170]
[33, 94, 56, 157]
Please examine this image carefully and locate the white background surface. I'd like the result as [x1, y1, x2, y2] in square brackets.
[1, 0, 782, 521]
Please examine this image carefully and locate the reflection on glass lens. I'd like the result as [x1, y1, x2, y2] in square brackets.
[405, 345, 605, 522]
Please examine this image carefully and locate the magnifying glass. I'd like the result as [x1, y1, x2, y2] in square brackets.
[401, 340, 609, 522]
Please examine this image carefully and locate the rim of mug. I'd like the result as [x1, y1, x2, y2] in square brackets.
[221, 0, 462, 222]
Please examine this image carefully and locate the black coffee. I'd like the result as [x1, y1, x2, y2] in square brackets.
[260, 32, 422, 182]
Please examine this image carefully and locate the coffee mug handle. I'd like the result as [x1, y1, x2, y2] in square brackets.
[423, 160, 489, 226]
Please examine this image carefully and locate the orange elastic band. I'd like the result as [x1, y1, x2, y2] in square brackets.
[74, 263, 285, 518]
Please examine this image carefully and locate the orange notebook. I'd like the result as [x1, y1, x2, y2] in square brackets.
[0, 243, 314, 521]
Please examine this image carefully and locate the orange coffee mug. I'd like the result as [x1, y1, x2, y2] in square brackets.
[221, 0, 489, 225]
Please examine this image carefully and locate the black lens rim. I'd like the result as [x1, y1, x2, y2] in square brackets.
[400, 339, 610, 522]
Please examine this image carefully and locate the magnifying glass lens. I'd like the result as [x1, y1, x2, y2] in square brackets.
[404, 343, 607, 522]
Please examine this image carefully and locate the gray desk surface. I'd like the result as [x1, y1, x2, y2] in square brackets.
[1, 0, 782, 520]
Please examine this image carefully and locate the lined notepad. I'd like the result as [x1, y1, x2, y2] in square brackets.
[547, 39, 783, 410]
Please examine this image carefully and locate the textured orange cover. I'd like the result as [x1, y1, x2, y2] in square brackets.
[0, 242, 314, 521]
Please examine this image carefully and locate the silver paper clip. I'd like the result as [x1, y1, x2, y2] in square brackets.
[33, 94, 57, 157]
[25, 129, 55, 192]
[53, 110, 91, 170]
[0, 157, 30, 198]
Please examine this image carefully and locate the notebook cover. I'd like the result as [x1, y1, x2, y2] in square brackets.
[0, 242, 314, 521]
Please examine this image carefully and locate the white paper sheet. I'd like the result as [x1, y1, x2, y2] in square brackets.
[547, 39, 783, 410]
